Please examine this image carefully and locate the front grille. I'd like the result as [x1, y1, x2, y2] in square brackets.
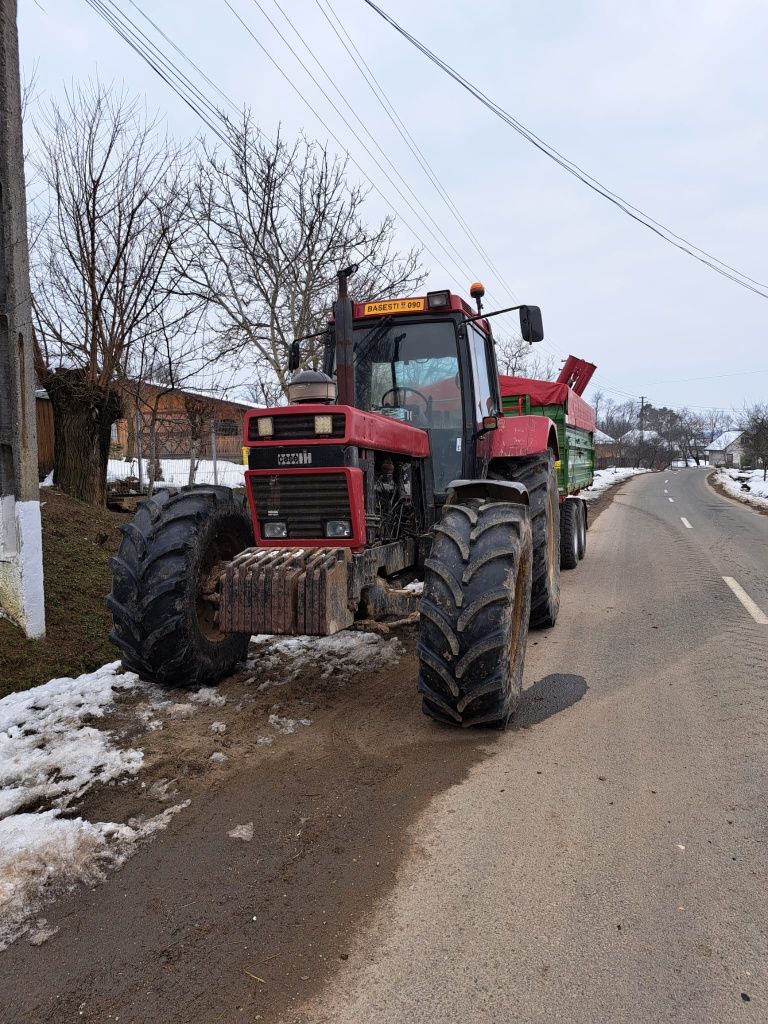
[248, 413, 346, 442]
[250, 472, 351, 539]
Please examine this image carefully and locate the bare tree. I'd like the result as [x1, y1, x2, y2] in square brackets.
[30, 82, 193, 505]
[182, 117, 424, 404]
[740, 402, 768, 479]
[494, 333, 559, 380]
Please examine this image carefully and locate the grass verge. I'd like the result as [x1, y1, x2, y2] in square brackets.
[0, 488, 127, 698]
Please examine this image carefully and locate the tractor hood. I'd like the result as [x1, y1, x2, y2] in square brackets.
[243, 403, 431, 458]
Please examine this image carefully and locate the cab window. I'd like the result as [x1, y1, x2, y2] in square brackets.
[466, 324, 495, 425]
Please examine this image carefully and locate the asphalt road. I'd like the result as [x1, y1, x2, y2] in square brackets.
[1, 470, 766, 1024]
[289, 469, 768, 1024]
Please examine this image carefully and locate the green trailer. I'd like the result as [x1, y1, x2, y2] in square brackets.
[499, 356, 597, 569]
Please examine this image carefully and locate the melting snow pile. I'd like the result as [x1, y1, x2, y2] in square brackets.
[0, 662, 186, 950]
[248, 630, 402, 690]
[714, 468, 768, 510]
[0, 663, 141, 819]
[583, 467, 650, 501]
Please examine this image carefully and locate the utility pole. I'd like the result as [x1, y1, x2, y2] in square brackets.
[639, 395, 646, 438]
[0, 0, 45, 637]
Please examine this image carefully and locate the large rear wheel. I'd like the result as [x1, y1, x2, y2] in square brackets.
[576, 499, 587, 560]
[417, 498, 532, 727]
[560, 497, 580, 570]
[108, 486, 253, 687]
[497, 452, 560, 628]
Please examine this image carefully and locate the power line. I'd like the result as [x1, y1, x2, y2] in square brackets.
[250, 0, 482, 289]
[83, 0, 233, 146]
[361, 0, 768, 301]
[312, 0, 521, 312]
[220, 0, 495, 309]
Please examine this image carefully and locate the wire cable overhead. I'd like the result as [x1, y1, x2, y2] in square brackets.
[362, 0, 768, 301]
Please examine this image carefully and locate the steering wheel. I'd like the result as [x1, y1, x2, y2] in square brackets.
[379, 386, 431, 423]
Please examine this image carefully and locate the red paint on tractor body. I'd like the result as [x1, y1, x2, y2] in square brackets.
[245, 466, 367, 550]
[243, 403, 430, 457]
[483, 414, 560, 461]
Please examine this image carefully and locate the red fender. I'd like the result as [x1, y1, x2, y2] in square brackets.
[485, 415, 559, 461]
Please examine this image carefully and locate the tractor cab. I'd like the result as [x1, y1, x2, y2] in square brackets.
[323, 288, 506, 499]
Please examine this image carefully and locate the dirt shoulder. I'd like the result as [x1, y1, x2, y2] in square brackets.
[0, 629, 502, 1024]
[0, 489, 129, 698]
[0, 478, 638, 1024]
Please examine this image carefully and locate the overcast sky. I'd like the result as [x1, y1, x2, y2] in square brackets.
[18, 0, 768, 413]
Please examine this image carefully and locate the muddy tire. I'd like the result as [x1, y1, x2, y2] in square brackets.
[560, 497, 580, 570]
[576, 499, 587, 560]
[108, 486, 253, 687]
[504, 452, 561, 628]
[417, 499, 532, 727]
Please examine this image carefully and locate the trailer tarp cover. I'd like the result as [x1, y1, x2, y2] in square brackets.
[499, 376, 596, 433]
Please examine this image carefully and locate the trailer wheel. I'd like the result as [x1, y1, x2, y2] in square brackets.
[496, 452, 560, 628]
[417, 499, 532, 727]
[108, 486, 253, 687]
[576, 500, 587, 560]
[560, 498, 580, 570]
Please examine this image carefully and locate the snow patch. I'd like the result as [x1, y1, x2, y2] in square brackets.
[0, 661, 192, 949]
[0, 662, 141, 819]
[189, 687, 227, 708]
[0, 802, 188, 950]
[583, 467, 650, 501]
[248, 630, 402, 689]
[402, 580, 424, 595]
[268, 713, 311, 735]
[227, 822, 254, 842]
[714, 468, 768, 510]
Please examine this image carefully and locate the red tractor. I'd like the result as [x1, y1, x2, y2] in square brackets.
[109, 269, 594, 726]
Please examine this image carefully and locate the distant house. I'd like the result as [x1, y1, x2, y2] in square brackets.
[36, 384, 252, 479]
[594, 429, 615, 469]
[619, 428, 663, 445]
[111, 383, 251, 463]
[705, 430, 745, 468]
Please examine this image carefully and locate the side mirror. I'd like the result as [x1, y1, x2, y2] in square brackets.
[519, 305, 544, 344]
[288, 340, 301, 373]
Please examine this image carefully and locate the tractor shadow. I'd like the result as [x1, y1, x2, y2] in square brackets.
[513, 673, 588, 729]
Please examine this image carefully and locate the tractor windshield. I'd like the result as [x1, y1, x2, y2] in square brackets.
[352, 318, 463, 493]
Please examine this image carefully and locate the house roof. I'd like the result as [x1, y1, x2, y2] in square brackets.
[594, 429, 615, 444]
[707, 430, 742, 451]
[620, 428, 662, 443]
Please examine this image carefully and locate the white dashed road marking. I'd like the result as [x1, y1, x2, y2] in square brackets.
[722, 577, 768, 625]
[680, 517, 692, 529]
[668, 497, 674, 503]
[664, 489, 668, 494]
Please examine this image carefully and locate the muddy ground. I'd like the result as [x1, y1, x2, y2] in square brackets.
[0, 486, 620, 1024]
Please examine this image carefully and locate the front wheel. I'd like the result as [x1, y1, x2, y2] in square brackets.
[417, 498, 532, 727]
[108, 486, 254, 687]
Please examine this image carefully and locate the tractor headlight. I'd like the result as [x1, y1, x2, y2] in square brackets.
[263, 520, 288, 539]
[325, 519, 352, 538]
[257, 416, 274, 438]
[427, 289, 450, 310]
[314, 414, 333, 435]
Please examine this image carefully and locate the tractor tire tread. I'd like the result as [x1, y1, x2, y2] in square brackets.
[107, 485, 253, 688]
[417, 499, 532, 727]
